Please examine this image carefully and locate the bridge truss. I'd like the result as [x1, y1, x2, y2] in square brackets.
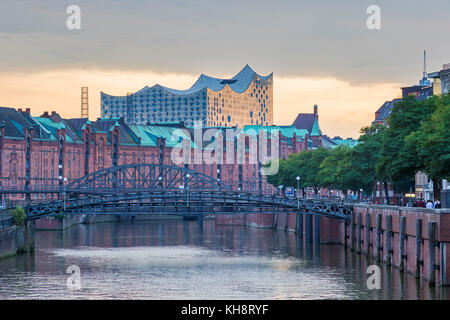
[0, 164, 352, 221]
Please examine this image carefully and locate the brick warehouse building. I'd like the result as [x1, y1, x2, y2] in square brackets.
[0, 107, 309, 205]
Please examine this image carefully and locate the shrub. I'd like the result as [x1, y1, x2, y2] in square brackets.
[9, 206, 26, 226]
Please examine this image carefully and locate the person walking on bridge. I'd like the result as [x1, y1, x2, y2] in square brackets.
[434, 199, 441, 209]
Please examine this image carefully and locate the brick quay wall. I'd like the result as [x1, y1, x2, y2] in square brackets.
[215, 205, 450, 286]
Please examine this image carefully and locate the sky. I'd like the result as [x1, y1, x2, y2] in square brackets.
[0, 0, 449, 138]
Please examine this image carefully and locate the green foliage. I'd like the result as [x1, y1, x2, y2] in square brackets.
[265, 94, 450, 199]
[53, 213, 67, 221]
[268, 148, 331, 193]
[376, 95, 439, 190]
[405, 95, 450, 186]
[9, 206, 26, 226]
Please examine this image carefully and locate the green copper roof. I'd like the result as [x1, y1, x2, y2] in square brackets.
[127, 125, 159, 147]
[34, 117, 74, 142]
[332, 138, 359, 148]
[309, 116, 322, 137]
[243, 125, 308, 139]
[128, 124, 196, 148]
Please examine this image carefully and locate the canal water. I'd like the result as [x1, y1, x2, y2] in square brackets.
[0, 219, 448, 300]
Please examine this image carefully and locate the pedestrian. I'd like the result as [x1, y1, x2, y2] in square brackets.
[417, 199, 425, 208]
[434, 199, 441, 209]
[426, 200, 434, 209]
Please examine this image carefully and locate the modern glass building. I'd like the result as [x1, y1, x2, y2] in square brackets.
[101, 65, 273, 127]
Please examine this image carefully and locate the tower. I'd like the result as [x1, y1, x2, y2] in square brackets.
[420, 50, 431, 86]
[81, 87, 89, 118]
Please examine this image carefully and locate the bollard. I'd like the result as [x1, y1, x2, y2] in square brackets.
[428, 221, 437, 286]
[305, 213, 313, 243]
[349, 211, 355, 251]
[386, 215, 392, 266]
[399, 216, 406, 272]
[356, 211, 361, 254]
[365, 212, 371, 255]
[314, 214, 320, 246]
[415, 218, 422, 279]
[376, 213, 382, 263]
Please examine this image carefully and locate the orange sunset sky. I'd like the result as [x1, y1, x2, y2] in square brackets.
[0, 69, 401, 138]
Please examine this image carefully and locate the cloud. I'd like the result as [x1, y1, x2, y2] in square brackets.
[0, 0, 449, 84]
[0, 69, 400, 138]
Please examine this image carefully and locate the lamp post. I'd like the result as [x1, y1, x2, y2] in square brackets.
[360, 188, 363, 203]
[296, 176, 300, 209]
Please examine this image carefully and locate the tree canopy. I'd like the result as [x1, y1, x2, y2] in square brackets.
[265, 94, 450, 201]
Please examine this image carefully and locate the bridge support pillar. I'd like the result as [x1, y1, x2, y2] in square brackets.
[314, 214, 320, 246]
[305, 213, 313, 243]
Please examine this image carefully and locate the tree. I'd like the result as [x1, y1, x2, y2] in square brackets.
[266, 148, 331, 195]
[318, 145, 354, 191]
[349, 125, 385, 196]
[376, 95, 438, 201]
[405, 94, 450, 199]
[9, 206, 26, 226]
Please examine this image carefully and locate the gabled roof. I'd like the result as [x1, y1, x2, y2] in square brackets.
[372, 98, 402, 124]
[292, 113, 321, 136]
[34, 117, 74, 142]
[0, 107, 52, 140]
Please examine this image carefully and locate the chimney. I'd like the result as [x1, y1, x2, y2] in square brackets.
[25, 108, 30, 114]
[51, 111, 56, 116]
[18, 108, 22, 113]
[43, 111, 49, 118]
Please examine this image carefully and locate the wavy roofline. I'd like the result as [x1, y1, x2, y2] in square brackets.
[101, 65, 272, 98]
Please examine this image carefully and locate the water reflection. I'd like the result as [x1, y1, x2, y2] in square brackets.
[0, 220, 448, 300]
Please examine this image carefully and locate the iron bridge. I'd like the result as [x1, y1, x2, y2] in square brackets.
[0, 164, 352, 221]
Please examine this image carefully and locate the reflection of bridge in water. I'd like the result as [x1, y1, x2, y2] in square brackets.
[0, 164, 352, 221]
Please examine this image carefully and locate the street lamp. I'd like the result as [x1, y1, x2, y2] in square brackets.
[360, 188, 363, 203]
[296, 176, 300, 209]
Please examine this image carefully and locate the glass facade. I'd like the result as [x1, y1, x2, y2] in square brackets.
[101, 65, 273, 128]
